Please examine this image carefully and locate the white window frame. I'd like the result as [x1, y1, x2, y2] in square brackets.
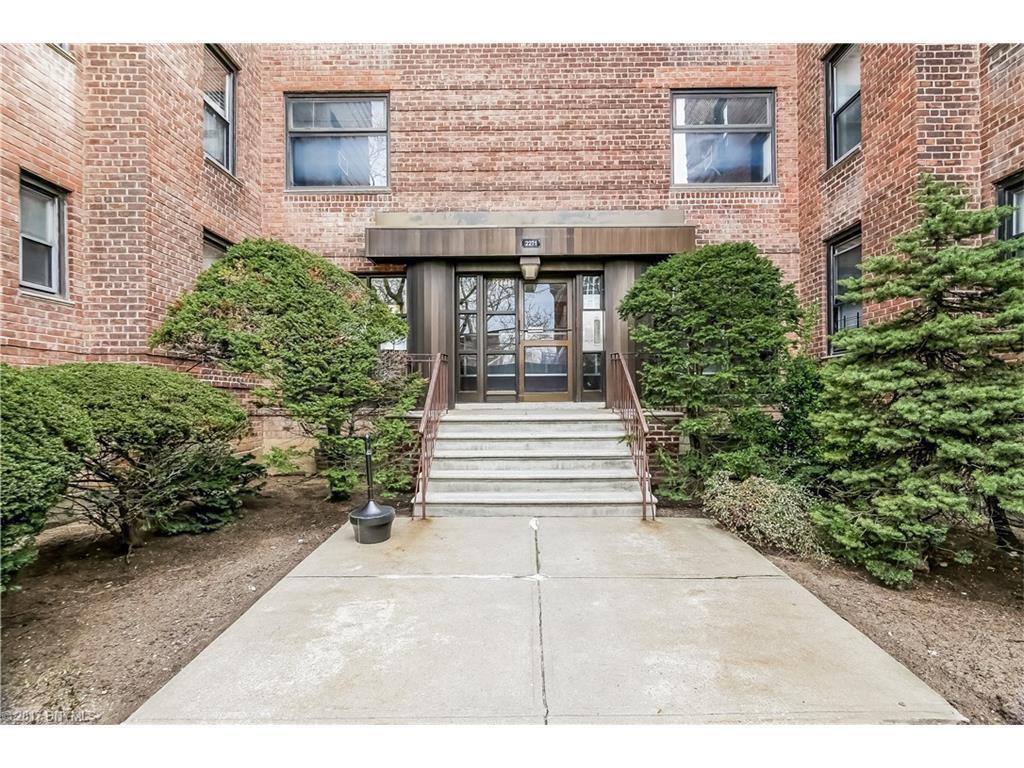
[670, 89, 776, 187]
[203, 44, 237, 173]
[19, 174, 67, 296]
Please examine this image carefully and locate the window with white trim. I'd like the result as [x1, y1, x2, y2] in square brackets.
[203, 45, 236, 172]
[671, 90, 775, 185]
[826, 44, 861, 165]
[19, 175, 66, 295]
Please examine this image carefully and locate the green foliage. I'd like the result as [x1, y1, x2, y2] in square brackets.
[773, 353, 827, 487]
[150, 239, 424, 500]
[813, 176, 1024, 587]
[31, 363, 263, 550]
[618, 242, 802, 497]
[154, 443, 265, 535]
[703, 473, 828, 561]
[260, 446, 304, 475]
[0, 364, 94, 591]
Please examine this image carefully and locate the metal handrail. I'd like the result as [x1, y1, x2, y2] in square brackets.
[608, 352, 654, 520]
[414, 352, 449, 518]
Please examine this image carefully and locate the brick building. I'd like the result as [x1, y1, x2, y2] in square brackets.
[3, 43, 1022, 403]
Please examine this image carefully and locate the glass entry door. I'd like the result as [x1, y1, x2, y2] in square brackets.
[520, 280, 572, 401]
[456, 274, 574, 402]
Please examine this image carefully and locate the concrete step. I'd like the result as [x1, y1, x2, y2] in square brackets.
[442, 411, 620, 423]
[435, 436, 627, 453]
[453, 402, 606, 411]
[413, 490, 649, 517]
[417, 505, 647, 517]
[426, 470, 640, 494]
[430, 456, 636, 472]
[437, 421, 623, 437]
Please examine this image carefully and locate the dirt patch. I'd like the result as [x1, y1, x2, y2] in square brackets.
[767, 546, 1024, 724]
[0, 478, 404, 725]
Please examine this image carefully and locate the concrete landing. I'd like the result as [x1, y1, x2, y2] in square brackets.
[129, 517, 963, 724]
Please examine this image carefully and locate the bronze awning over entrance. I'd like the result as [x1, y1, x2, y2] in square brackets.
[364, 210, 696, 262]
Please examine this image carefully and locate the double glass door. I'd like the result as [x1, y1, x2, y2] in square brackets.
[457, 275, 573, 401]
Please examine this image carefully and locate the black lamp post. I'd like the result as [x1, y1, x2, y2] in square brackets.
[347, 435, 396, 544]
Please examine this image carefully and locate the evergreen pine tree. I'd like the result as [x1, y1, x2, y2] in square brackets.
[814, 175, 1024, 587]
[618, 242, 802, 497]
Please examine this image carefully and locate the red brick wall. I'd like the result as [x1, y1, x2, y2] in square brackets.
[796, 44, 1021, 353]
[259, 44, 801, 282]
[3, 42, 1021, 373]
[2, 43, 263, 368]
[980, 44, 1024, 200]
[797, 44, 919, 354]
[1, 44, 89, 361]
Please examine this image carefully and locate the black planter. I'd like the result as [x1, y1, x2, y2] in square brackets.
[349, 500, 396, 544]
[349, 435, 396, 544]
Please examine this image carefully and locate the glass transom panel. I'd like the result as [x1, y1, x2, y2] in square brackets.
[832, 46, 861, 105]
[674, 94, 770, 127]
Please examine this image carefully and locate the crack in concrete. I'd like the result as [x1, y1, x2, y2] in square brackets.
[532, 518, 550, 725]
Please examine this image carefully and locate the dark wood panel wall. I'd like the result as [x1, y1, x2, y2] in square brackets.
[406, 260, 456, 404]
[604, 259, 649, 379]
[367, 225, 695, 261]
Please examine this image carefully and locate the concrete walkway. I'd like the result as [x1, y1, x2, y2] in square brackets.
[129, 517, 963, 724]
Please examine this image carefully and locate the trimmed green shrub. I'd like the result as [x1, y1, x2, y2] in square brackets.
[150, 238, 424, 500]
[813, 176, 1024, 587]
[703, 473, 827, 561]
[618, 242, 802, 498]
[0, 364, 94, 591]
[153, 443, 266, 535]
[31, 363, 263, 551]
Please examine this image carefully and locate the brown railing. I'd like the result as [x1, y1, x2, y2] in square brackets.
[414, 352, 449, 518]
[608, 352, 654, 520]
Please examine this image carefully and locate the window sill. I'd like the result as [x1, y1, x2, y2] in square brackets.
[284, 186, 392, 196]
[204, 156, 243, 186]
[47, 44, 77, 63]
[670, 184, 780, 193]
[820, 146, 862, 180]
[19, 288, 73, 306]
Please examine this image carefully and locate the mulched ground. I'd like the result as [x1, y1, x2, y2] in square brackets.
[0, 478, 371, 724]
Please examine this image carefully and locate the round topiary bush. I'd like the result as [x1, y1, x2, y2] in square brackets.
[1, 363, 94, 591]
[30, 363, 264, 551]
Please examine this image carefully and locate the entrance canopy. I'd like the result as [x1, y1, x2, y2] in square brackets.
[364, 210, 695, 263]
[367, 211, 696, 406]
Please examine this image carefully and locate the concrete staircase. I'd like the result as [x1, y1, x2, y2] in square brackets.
[414, 403, 652, 517]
